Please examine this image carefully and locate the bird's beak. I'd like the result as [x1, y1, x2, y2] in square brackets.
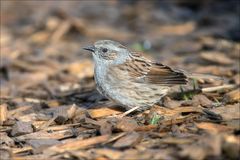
[83, 45, 96, 52]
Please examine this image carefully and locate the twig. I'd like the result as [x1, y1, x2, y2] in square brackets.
[201, 84, 236, 93]
[120, 106, 141, 117]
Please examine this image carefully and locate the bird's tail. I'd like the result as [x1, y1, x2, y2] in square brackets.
[174, 69, 224, 83]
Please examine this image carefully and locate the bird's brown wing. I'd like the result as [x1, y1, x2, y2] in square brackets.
[109, 52, 188, 86]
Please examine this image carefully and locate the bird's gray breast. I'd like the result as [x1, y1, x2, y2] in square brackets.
[94, 65, 112, 98]
[94, 64, 130, 103]
[94, 64, 169, 108]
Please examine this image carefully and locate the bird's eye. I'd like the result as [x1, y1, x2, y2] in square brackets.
[102, 48, 108, 53]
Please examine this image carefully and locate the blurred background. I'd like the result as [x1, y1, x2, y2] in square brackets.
[1, 1, 240, 159]
[1, 0, 239, 98]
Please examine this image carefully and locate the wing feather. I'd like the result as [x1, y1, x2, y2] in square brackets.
[108, 52, 188, 86]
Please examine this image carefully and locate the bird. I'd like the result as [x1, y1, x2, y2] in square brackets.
[83, 40, 217, 116]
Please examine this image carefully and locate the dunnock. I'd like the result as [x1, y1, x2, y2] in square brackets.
[83, 40, 214, 115]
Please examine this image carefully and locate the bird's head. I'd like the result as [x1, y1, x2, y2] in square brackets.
[83, 40, 131, 65]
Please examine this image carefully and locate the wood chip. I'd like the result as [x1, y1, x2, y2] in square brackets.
[100, 121, 112, 135]
[0, 103, 8, 125]
[113, 132, 141, 148]
[200, 51, 234, 65]
[85, 25, 134, 41]
[12, 146, 33, 154]
[154, 22, 196, 36]
[173, 106, 203, 114]
[232, 74, 240, 85]
[115, 118, 139, 132]
[180, 134, 222, 160]
[0, 133, 14, 147]
[93, 149, 122, 160]
[196, 122, 234, 133]
[38, 116, 57, 130]
[195, 66, 233, 77]
[88, 107, 122, 119]
[15, 128, 74, 141]
[12, 154, 48, 160]
[8, 106, 32, 117]
[66, 60, 94, 79]
[192, 94, 213, 107]
[0, 148, 12, 160]
[223, 89, 240, 103]
[45, 135, 110, 154]
[163, 97, 181, 108]
[135, 125, 158, 132]
[180, 144, 207, 160]
[225, 119, 240, 130]
[11, 121, 34, 136]
[27, 139, 61, 154]
[30, 31, 50, 43]
[50, 20, 71, 42]
[43, 105, 78, 124]
[222, 135, 240, 159]
[53, 107, 70, 124]
[103, 132, 127, 145]
[160, 137, 193, 145]
[210, 104, 240, 120]
[46, 100, 61, 108]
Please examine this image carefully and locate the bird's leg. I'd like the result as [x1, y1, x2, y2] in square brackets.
[118, 106, 141, 118]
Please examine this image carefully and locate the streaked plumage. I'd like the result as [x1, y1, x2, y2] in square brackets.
[83, 40, 188, 110]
